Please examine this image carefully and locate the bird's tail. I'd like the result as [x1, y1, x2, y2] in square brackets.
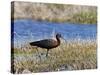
[30, 42, 39, 46]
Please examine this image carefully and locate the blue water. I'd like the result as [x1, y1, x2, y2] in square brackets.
[11, 19, 97, 46]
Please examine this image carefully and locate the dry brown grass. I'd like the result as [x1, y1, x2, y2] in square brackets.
[11, 39, 97, 74]
[11, 1, 97, 24]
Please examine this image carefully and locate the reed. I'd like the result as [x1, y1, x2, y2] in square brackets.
[12, 38, 97, 73]
[12, 1, 97, 24]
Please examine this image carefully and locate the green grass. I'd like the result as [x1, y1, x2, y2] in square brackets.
[71, 11, 97, 24]
[11, 39, 97, 73]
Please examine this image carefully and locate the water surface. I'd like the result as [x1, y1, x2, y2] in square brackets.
[11, 19, 97, 46]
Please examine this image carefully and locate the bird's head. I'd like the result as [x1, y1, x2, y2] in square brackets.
[56, 33, 62, 38]
[56, 33, 66, 41]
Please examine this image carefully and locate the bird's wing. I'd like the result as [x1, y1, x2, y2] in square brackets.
[39, 39, 57, 47]
[30, 39, 57, 48]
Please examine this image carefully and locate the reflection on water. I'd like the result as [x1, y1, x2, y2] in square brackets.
[11, 19, 97, 47]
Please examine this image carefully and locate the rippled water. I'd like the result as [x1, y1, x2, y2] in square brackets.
[11, 19, 97, 46]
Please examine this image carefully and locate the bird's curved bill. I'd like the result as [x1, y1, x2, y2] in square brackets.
[61, 37, 66, 42]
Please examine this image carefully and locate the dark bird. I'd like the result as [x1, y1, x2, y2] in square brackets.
[29, 33, 63, 57]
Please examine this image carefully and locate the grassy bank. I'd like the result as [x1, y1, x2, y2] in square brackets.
[11, 1, 97, 24]
[12, 39, 97, 73]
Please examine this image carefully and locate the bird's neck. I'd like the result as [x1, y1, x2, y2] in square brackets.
[56, 36, 60, 45]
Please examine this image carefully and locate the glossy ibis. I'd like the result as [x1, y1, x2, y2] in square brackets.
[29, 33, 63, 57]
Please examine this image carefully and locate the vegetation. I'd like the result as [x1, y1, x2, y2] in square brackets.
[71, 11, 97, 24]
[11, 1, 97, 74]
[11, 38, 97, 74]
[11, 1, 97, 24]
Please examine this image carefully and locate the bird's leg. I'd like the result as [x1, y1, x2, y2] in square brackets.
[46, 49, 49, 57]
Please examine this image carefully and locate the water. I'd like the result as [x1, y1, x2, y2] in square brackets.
[11, 19, 97, 46]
